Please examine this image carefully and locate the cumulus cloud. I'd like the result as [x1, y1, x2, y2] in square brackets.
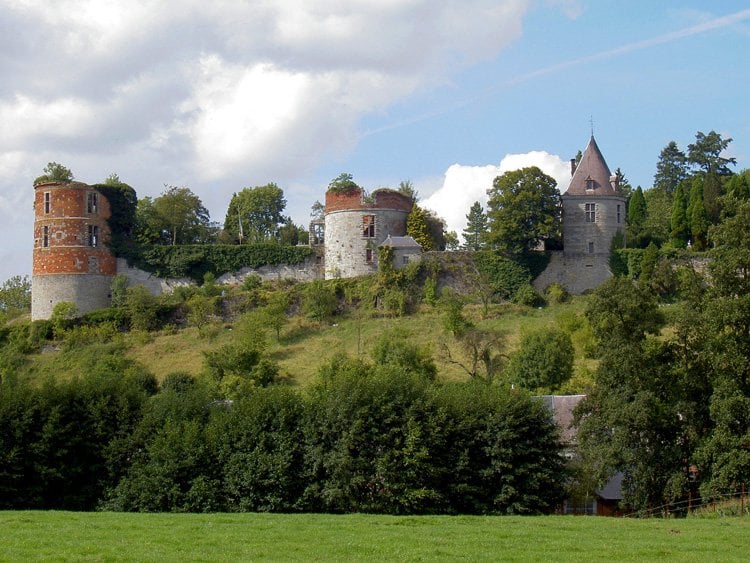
[421, 151, 570, 242]
[0, 0, 536, 280]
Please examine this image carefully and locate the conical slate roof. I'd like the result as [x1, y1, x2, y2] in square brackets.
[564, 136, 617, 196]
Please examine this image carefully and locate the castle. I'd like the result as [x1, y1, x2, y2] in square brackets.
[31, 135, 625, 320]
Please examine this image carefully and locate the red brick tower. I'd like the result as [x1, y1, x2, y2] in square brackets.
[31, 181, 117, 320]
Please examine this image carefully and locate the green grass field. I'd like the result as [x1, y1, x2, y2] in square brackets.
[2, 512, 748, 561]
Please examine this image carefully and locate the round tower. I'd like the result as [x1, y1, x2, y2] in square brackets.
[561, 136, 626, 257]
[324, 187, 413, 278]
[31, 181, 117, 320]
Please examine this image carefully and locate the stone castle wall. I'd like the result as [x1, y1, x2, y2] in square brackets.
[533, 251, 613, 295]
[32, 182, 116, 319]
[31, 274, 114, 320]
[324, 188, 412, 279]
[562, 194, 626, 257]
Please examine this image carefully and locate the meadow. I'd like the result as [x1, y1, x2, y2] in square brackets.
[2, 511, 748, 561]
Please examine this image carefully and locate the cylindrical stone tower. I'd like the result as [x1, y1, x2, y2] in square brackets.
[324, 187, 413, 279]
[31, 181, 116, 320]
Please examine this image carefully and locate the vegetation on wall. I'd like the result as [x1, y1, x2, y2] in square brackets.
[135, 244, 312, 281]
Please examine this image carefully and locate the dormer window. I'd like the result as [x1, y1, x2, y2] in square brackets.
[585, 176, 595, 191]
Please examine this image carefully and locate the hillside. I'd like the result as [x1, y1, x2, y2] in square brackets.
[17, 280, 596, 394]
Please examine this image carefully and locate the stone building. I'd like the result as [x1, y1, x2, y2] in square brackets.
[31, 181, 116, 320]
[534, 135, 627, 294]
[323, 187, 416, 278]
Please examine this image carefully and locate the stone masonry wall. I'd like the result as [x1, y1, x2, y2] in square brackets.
[562, 194, 625, 257]
[31, 274, 114, 320]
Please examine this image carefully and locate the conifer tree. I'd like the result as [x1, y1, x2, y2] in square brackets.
[670, 183, 689, 247]
[462, 201, 488, 251]
[654, 141, 688, 194]
[687, 177, 709, 250]
[627, 186, 647, 247]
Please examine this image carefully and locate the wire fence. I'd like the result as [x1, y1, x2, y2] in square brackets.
[623, 485, 750, 518]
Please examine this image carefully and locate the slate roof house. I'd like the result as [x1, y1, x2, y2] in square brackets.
[541, 394, 624, 516]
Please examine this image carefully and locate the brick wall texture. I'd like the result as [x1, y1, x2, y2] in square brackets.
[31, 181, 116, 319]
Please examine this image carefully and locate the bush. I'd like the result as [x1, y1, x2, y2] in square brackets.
[513, 283, 544, 307]
[544, 282, 568, 304]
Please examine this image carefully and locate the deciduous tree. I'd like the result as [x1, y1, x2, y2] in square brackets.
[486, 167, 560, 255]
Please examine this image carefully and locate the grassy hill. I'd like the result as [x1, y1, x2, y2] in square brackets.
[18, 284, 597, 393]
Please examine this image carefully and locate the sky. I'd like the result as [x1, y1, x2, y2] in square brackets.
[2, 0, 749, 283]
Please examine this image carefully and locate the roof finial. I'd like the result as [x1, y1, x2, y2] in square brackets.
[589, 115, 595, 137]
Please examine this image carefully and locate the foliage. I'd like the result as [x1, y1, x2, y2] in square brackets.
[406, 205, 434, 251]
[371, 329, 437, 381]
[133, 243, 311, 281]
[512, 283, 543, 307]
[506, 328, 574, 391]
[670, 182, 690, 247]
[473, 251, 532, 301]
[653, 141, 688, 194]
[687, 176, 709, 250]
[137, 186, 212, 246]
[326, 172, 360, 194]
[223, 184, 288, 244]
[303, 279, 338, 324]
[486, 167, 561, 255]
[92, 177, 138, 258]
[462, 201, 488, 251]
[34, 162, 73, 185]
[627, 186, 648, 247]
[687, 130, 736, 177]
[0, 275, 31, 319]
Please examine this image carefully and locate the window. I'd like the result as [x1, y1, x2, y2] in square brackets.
[87, 192, 98, 214]
[585, 203, 596, 223]
[44, 192, 50, 214]
[365, 248, 374, 263]
[585, 176, 594, 191]
[363, 215, 375, 237]
[588, 241, 594, 254]
[617, 204, 621, 224]
[88, 225, 99, 247]
[42, 226, 49, 248]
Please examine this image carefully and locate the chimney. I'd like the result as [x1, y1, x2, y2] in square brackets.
[570, 159, 577, 177]
[610, 174, 619, 191]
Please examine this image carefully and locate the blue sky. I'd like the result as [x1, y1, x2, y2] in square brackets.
[1, 1, 749, 283]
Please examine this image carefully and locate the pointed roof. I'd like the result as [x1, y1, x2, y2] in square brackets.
[564, 136, 618, 196]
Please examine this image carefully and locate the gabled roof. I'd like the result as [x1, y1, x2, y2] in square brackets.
[564, 136, 618, 196]
[538, 394, 586, 446]
[380, 235, 422, 249]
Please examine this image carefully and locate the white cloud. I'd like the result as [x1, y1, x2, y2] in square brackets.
[0, 0, 535, 280]
[421, 151, 570, 241]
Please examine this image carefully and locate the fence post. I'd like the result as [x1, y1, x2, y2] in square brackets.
[742, 483, 745, 516]
[688, 490, 692, 514]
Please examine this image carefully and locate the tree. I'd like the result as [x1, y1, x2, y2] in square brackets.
[486, 167, 561, 255]
[223, 184, 288, 244]
[462, 201, 488, 251]
[406, 205, 434, 251]
[687, 130, 736, 177]
[575, 277, 692, 513]
[670, 182, 690, 247]
[505, 328, 574, 391]
[688, 131, 736, 224]
[626, 186, 648, 247]
[614, 168, 633, 200]
[310, 200, 325, 220]
[34, 162, 73, 184]
[0, 275, 31, 319]
[653, 141, 688, 194]
[327, 172, 359, 193]
[724, 169, 750, 201]
[687, 177, 709, 250]
[397, 180, 419, 202]
[137, 186, 211, 245]
[94, 174, 138, 257]
[642, 187, 672, 246]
